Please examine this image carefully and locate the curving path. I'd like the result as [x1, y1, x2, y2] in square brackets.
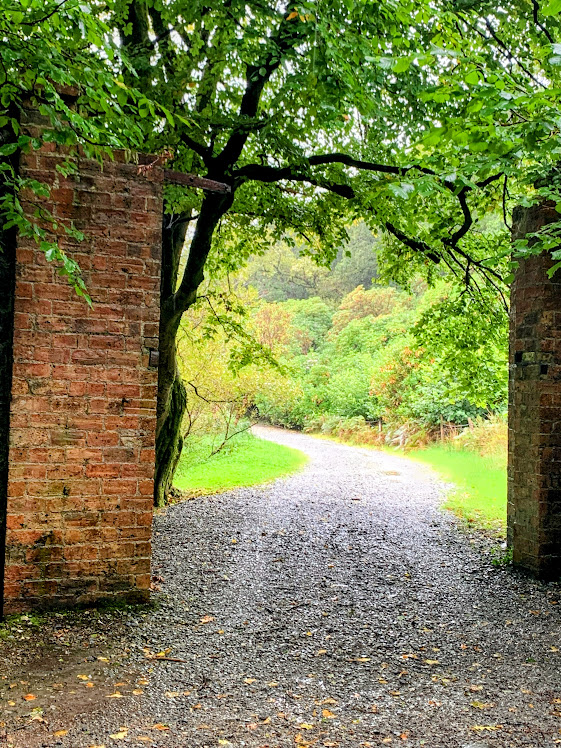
[2, 426, 561, 747]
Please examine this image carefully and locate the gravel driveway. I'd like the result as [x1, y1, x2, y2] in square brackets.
[2, 426, 561, 748]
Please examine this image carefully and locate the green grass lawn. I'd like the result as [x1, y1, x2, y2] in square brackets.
[173, 430, 307, 498]
[407, 445, 507, 536]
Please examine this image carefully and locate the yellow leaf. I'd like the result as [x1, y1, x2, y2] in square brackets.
[286, 11, 298, 20]
[97, 657, 109, 662]
[424, 659, 439, 665]
[299, 722, 315, 729]
[132, 689, 143, 695]
[321, 697, 337, 705]
[77, 675, 90, 681]
[244, 678, 256, 684]
[354, 657, 370, 662]
[106, 692, 124, 698]
[268, 681, 278, 687]
[471, 725, 503, 732]
[200, 615, 215, 624]
[137, 678, 149, 685]
[471, 701, 494, 709]
[316, 649, 327, 655]
[53, 730, 68, 737]
[109, 728, 128, 739]
[165, 691, 180, 698]
[322, 709, 335, 718]
[152, 723, 169, 730]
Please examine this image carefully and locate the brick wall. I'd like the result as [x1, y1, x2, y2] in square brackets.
[508, 202, 561, 579]
[2, 113, 163, 613]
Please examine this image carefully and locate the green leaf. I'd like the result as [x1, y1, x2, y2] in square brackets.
[0, 142, 18, 156]
[542, 0, 561, 15]
[392, 58, 411, 73]
[464, 69, 480, 85]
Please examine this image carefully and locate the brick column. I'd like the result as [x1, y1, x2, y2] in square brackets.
[508, 202, 561, 579]
[2, 119, 163, 613]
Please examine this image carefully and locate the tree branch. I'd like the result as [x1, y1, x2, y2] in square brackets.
[213, 8, 313, 170]
[532, 0, 555, 43]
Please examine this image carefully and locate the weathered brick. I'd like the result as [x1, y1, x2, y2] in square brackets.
[509, 202, 561, 579]
[3, 125, 161, 615]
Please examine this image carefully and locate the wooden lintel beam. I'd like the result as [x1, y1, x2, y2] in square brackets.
[164, 169, 231, 194]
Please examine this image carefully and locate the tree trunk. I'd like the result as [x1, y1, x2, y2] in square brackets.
[153, 215, 188, 507]
[154, 361, 186, 507]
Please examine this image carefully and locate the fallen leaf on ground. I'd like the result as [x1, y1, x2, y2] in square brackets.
[152, 723, 169, 730]
[106, 692, 123, 698]
[424, 660, 439, 665]
[109, 728, 128, 739]
[322, 709, 335, 718]
[77, 675, 90, 681]
[244, 678, 256, 684]
[165, 691, 180, 698]
[23, 693, 36, 701]
[200, 615, 215, 624]
[471, 725, 503, 732]
[132, 689, 143, 695]
[53, 731, 68, 738]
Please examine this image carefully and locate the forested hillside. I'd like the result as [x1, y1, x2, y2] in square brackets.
[177, 222, 508, 456]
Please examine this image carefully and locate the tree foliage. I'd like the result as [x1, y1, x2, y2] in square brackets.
[0, 0, 163, 293]
[6, 0, 561, 500]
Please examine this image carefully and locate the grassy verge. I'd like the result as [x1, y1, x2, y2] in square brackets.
[407, 445, 507, 536]
[174, 430, 307, 498]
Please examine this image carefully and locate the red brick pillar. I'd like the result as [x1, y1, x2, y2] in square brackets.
[508, 202, 561, 579]
[2, 121, 163, 613]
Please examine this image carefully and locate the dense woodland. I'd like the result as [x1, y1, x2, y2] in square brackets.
[177, 221, 508, 460]
[3, 0, 561, 502]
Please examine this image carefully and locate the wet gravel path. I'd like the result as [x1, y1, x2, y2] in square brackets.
[3, 426, 561, 747]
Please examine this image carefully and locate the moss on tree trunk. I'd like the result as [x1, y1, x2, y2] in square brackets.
[154, 369, 187, 507]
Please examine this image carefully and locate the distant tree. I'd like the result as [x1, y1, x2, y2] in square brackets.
[330, 285, 412, 334]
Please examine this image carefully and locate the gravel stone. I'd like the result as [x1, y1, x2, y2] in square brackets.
[1, 425, 560, 747]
